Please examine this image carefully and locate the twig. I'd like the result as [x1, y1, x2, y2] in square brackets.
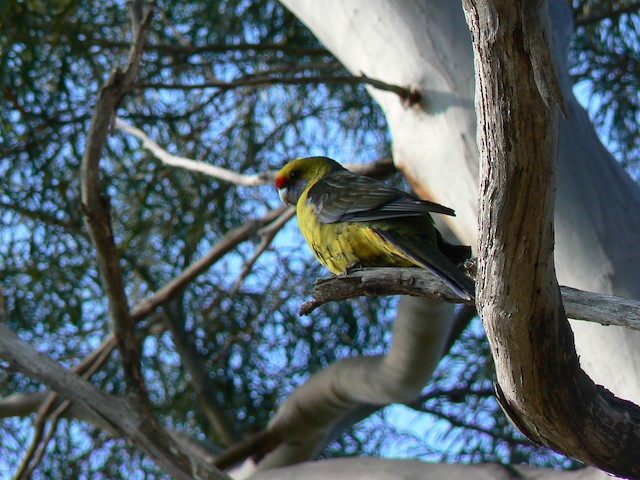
[131, 206, 289, 321]
[231, 207, 297, 293]
[300, 266, 474, 315]
[115, 117, 273, 185]
[15, 400, 69, 480]
[116, 116, 397, 186]
[13, 394, 56, 479]
[230, 230, 279, 294]
[407, 401, 534, 449]
[137, 73, 422, 106]
[1, 207, 288, 434]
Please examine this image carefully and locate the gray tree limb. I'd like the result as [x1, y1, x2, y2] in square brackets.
[463, 0, 640, 477]
[301, 267, 640, 332]
[0, 324, 229, 479]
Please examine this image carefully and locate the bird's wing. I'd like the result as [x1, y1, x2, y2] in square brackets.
[374, 228, 475, 301]
[307, 170, 455, 223]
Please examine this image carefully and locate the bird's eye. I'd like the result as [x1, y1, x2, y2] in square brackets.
[289, 169, 301, 180]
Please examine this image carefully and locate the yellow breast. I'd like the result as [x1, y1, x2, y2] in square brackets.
[296, 198, 413, 273]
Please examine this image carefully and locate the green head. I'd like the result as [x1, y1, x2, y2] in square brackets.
[275, 156, 343, 205]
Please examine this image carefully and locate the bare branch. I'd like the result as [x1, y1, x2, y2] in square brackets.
[232, 207, 297, 293]
[300, 267, 640, 332]
[115, 117, 273, 186]
[15, 398, 68, 480]
[131, 206, 290, 321]
[137, 73, 421, 106]
[116, 116, 397, 187]
[0, 392, 50, 418]
[0, 315, 164, 427]
[300, 267, 473, 315]
[0, 324, 229, 480]
[79, 1, 153, 396]
[463, 1, 640, 477]
[1, 206, 291, 446]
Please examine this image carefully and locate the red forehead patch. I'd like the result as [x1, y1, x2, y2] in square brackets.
[275, 174, 287, 189]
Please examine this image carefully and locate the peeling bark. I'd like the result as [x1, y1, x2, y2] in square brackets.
[463, 1, 640, 477]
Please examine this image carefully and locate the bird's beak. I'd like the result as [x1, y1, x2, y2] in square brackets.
[278, 187, 288, 204]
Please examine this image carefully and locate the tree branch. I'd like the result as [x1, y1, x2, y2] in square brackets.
[79, 0, 152, 396]
[231, 207, 297, 294]
[462, 1, 640, 477]
[131, 206, 291, 321]
[137, 73, 421, 106]
[115, 117, 274, 186]
[116, 115, 398, 188]
[300, 267, 474, 315]
[0, 324, 229, 480]
[299, 267, 640, 331]
[1, 207, 292, 436]
[251, 296, 457, 473]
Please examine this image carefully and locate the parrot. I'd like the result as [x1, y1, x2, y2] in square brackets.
[275, 156, 475, 300]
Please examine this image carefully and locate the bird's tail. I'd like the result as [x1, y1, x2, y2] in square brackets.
[374, 229, 475, 301]
[435, 230, 472, 265]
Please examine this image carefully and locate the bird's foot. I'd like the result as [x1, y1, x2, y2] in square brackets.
[339, 262, 364, 277]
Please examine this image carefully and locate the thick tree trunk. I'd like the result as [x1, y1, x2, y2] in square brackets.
[464, 1, 640, 477]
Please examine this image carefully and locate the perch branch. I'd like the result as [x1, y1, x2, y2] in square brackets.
[301, 266, 640, 332]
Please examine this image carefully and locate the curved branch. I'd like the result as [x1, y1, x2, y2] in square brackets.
[0, 324, 229, 480]
[250, 297, 457, 473]
[463, 1, 640, 477]
[116, 116, 398, 190]
[79, 0, 152, 395]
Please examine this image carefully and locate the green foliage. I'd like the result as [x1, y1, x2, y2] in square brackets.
[569, 0, 640, 175]
[0, 0, 391, 475]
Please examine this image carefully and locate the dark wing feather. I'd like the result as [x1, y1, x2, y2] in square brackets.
[374, 228, 475, 300]
[307, 170, 455, 223]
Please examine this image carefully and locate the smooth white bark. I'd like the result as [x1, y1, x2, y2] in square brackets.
[251, 457, 604, 480]
[259, 297, 454, 471]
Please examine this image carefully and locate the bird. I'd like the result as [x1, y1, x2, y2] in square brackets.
[275, 156, 475, 300]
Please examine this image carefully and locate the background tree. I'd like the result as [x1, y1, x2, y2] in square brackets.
[0, 0, 638, 479]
